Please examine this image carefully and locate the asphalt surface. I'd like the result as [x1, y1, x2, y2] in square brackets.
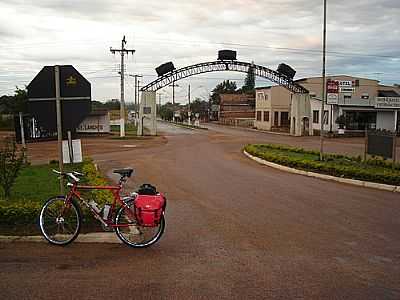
[1, 123, 400, 299]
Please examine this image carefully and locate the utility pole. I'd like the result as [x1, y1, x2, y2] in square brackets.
[320, 0, 327, 161]
[158, 93, 162, 117]
[110, 36, 135, 137]
[128, 74, 142, 122]
[137, 79, 141, 111]
[188, 84, 191, 125]
[169, 81, 179, 122]
[54, 65, 64, 194]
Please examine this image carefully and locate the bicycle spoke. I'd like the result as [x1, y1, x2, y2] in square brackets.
[39, 197, 81, 245]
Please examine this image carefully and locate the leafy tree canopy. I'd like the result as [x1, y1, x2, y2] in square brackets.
[0, 87, 28, 114]
[241, 64, 255, 94]
[210, 80, 237, 105]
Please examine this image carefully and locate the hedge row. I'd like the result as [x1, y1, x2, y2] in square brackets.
[244, 144, 400, 186]
[0, 160, 113, 226]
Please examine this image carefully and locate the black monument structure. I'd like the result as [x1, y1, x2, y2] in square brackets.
[27, 65, 91, 139]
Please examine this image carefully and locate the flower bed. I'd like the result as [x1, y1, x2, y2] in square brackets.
[244, 144, 400, 186]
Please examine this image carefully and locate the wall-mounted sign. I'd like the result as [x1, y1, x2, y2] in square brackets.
[76, 115, 110, 133]
[143, 107, 152, 114]
[327, 93, 339, 104]
[211, 104, 220, 112]
[375, 97, 400, 109]
[340, 87, 355, 93]
[327, 80, 339, 94]
[339, 80, 353, 87]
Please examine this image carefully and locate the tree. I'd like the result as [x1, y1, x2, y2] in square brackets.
[0, 138, 26, 198]
[159, 102, 175, 121]
[190, 98, 209, 119]
[210, 80, 237, 105]
[0, 87, 28, 114]
[242, 64, 255, 94]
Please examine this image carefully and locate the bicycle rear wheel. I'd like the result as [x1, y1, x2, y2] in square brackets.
[39, 196, 81, 245]
[115, 204, 165, 248]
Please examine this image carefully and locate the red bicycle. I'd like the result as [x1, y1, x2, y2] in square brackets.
[38, 168, 166, 248]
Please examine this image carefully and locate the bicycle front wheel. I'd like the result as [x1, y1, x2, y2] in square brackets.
[39, 196, 81, 246]
[115, 204, 165, 248]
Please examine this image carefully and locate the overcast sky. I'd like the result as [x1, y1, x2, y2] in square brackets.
[0, 0, 399, 104]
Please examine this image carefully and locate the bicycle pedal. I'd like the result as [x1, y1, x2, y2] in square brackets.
[101, 223, 114, 232]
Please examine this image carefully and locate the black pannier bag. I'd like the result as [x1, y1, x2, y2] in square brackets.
[137, 183, 157, 195]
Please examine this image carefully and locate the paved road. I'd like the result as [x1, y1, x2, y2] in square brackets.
[1, 123, 400, 299]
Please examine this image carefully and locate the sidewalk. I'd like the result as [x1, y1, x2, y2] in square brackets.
[0, 232, 122, 243]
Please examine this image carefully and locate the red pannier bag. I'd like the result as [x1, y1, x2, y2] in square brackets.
[134, 194, 166, 227]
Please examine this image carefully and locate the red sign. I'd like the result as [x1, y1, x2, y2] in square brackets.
[327, 80, 339, 94]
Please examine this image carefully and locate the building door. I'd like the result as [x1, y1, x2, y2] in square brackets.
[281, 112, 289, 127]
[274, 111, 279, 127]
[302, 117, 309, 136]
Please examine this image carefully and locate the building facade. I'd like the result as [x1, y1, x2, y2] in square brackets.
[254, 75, 400, 136]
[219, 93, 255, 127]
[76, 110, 110, 133]
[254, 86, 291, 132]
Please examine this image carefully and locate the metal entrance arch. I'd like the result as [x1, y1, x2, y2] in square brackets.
[137, 60, 311, 136]
[140, 60, 308, 94]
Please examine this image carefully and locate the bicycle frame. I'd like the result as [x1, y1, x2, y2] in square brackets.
[65, 181, 135, 228]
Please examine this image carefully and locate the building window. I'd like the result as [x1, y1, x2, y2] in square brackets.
[257, 93, 264, 101]
[323, 110, 329, 125]
[313, 110, 319, 124]
[265, 94, 269, 100]
[256, 111, 262, 121]
[264, 111, 269, 122]
[344, 94, 352, 100]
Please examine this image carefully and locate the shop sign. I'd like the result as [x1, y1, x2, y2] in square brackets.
[327, 93, 339, 104]
[340, 87, 355, 93]
[327, 80, 339, 94]
[375, 97, 400, 109]
[339, 80, 353, 87]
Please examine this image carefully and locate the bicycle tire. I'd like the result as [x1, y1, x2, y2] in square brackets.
[39, 196, 81, 246]
[115, 204, 165, 248]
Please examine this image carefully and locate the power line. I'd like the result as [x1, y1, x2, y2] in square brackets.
[1, 36, 399, 60]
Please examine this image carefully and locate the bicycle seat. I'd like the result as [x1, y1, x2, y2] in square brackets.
[113, 168, 134, 178]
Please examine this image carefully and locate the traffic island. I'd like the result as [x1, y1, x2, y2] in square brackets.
[243, 144, 400, 192]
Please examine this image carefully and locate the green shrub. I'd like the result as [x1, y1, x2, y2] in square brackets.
[0, 200, 41, 225]
[244, 144, 400, 186]
[0, 159, 114, 228]
[81, 160, 114, 206]
[0, 138, 26, 198]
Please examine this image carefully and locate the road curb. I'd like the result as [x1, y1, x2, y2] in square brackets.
[243, 150, 400, 193]
[0, 232, 122, 244]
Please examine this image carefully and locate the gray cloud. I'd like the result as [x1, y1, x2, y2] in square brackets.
[0, 0, 399, 99]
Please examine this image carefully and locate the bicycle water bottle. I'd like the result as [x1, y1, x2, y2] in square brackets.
[89, 200, 101, 213]
[102, 204, 111, 220]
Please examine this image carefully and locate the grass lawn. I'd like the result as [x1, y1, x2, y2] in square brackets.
[245, 144, 400, 186]
[110, 123, 137, 135]
[8, 163, 82, 203]
[0, 161, 112, 235]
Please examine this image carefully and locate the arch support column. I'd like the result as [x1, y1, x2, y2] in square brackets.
[137, 91, 157, 136]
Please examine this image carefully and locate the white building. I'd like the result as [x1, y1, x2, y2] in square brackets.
[76, 110, 110, 133]
[254, 76, 400, 136]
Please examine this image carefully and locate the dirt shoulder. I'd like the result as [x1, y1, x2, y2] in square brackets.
[23, 134, 167, 165]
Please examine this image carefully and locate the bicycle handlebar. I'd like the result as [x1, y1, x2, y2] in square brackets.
[52, 169, 82, 183]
